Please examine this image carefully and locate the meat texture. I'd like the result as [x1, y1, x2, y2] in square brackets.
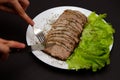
[44, 9, 87, 60]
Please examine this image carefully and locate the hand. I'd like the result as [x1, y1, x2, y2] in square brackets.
[0, 0, 34, 26]
[0, 38, 25, 61]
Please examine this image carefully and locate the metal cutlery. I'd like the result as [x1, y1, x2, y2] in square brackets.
[33, 27, 45, 44]
[10, 43, 45, 53]
[10, 26, 46, 53]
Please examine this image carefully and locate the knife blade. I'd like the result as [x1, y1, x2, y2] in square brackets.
[10, 43, 45, 53]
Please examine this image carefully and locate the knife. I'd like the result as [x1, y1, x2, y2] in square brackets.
[10, 43, 45, 53]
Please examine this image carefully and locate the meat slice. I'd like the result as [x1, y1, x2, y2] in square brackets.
[47, 37, 75, 51]
[50, 26, 79, 37]
[44, 9, 87, 60]
[52, 10, 87, 26]
[44, 44, 71, 60]
[46, 30, 79, 43]
[46, 33, 76, 45]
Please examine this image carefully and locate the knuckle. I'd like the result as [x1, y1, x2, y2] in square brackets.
[8, 0, 16, 4]
[26, 1, 30, 6]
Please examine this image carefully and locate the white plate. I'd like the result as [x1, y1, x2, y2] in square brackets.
[26, 6, 92, 69]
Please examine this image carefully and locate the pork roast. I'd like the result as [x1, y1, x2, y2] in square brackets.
[44, 9, 87, 60]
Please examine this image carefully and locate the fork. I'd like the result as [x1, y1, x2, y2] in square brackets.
[6, 28, 46, 54]
[33, 27, 45, 44]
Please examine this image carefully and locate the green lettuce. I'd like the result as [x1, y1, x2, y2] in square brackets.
[66, 12, 115, 72]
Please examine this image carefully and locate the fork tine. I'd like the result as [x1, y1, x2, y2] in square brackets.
[33, 27, 45, 43]
[37, 35, 43, 43]
[36, 32, 45, 43]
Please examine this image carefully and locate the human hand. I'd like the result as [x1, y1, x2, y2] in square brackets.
[0, 38, 25, 61]
[0, 0, 34, 26]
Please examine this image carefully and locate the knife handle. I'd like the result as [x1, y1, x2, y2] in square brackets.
[0, 46, 32, 60]
[10, 46, 32, 54]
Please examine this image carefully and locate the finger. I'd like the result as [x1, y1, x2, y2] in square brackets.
[0, 42, 10, 54]
[7, 40, 26, 48]
[0, 38, 25, 48]
[11, 1, 34, 26]
[0, 43, 10, 61]
[0, 38, 8, 43]
[19, 0, 30, 10]
[0, 5, 15, 13]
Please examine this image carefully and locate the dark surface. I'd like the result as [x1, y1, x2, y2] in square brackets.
[0, 0, 120, 80]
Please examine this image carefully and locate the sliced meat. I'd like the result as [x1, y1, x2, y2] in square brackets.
[52, 22, 81, 34]
[51, 26, 79, 37]
[44, 9, 87, 60]
[46, 41, 72, 52]
[46, 30, 79, 43]
[64, 10, 87, 25]
[52, 19, 69, 27]
[52, 10, 87, 27]
[46, 37, 75, 51]
[46, 33, 76, 45]
[44, 44, 71, 60]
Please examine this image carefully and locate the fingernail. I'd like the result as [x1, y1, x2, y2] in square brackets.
[20, 44, 26, 48]
[30, 20, 35, 26]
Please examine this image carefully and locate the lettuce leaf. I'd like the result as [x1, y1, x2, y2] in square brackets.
[66, 12, 115, 72]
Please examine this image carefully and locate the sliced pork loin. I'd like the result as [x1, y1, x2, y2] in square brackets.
[44, 9, 87, 60]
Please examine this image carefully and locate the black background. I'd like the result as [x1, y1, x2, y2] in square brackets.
[0, 0, 120, 80]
